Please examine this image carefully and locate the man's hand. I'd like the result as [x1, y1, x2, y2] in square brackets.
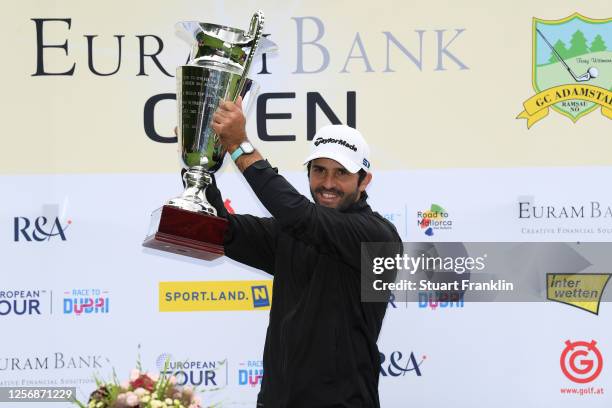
[212, 96, 247, 153]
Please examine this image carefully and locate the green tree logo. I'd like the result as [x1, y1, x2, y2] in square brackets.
[590, 34, 607, 52]
[547, 30, 608, 63]
[567, 30, 590, 58]
[548, 39, 570, 63]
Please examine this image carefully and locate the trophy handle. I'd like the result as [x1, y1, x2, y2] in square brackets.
[233, 10, 264, 102]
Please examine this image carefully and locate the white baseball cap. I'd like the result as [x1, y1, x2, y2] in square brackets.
[303, 125, 371, 173]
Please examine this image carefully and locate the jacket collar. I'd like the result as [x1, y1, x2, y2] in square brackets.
[343, 191, 370, 213]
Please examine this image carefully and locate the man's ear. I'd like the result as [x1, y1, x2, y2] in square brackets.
[359, 172, 373, 193]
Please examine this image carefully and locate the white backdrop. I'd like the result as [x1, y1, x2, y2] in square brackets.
[1, 0, 611, 407]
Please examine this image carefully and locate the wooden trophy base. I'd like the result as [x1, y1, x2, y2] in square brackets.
[142, 205, 229, 261]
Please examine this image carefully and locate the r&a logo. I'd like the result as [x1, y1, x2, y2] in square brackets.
[380, 351, 425, 377]
[14, 216, 71, 241]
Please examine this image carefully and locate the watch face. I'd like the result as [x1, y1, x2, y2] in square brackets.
[240, 141, 255, 154]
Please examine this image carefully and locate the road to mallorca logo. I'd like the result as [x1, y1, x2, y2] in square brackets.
[517, 13, 612, 128]
[417, 204, 452, 236]
[547, 273, 611, 315]
[561, 340, 603, 384]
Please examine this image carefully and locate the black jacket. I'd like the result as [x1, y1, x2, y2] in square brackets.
[207, 160, 401, 408]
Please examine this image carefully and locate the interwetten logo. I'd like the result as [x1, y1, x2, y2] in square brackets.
[0, 290, 50, 316]
[547, 274, 611, 315]
[517, 13, 612, 128]
[159, 281, 272, 312]
[63, 289, 110, 316]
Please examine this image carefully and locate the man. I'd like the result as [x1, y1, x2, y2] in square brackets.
[208, 97, 401, 408]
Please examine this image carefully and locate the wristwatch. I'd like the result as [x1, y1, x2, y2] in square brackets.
[230, 141, 255, 161]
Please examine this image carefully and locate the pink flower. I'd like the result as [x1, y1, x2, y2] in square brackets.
[130, 374, 156, 392]
[125, 392, 139, 407]
[147, 372, 160, 382]
[130, 369, 140, 382]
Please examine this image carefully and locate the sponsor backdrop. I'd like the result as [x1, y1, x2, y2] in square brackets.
[1, 0, 611, 407]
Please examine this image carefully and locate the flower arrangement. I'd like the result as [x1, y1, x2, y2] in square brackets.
[73, 367, 202, 408]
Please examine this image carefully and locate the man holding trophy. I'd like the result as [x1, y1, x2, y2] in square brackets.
[144, 11, 401, 408]
[211, 102, 401, 407]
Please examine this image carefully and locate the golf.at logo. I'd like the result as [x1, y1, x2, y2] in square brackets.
[560, 340, 603, 383]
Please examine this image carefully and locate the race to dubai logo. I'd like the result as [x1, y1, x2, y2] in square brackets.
[517, 13, 612, 128]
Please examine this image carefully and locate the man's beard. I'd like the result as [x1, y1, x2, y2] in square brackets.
[310, 186, 360, 211]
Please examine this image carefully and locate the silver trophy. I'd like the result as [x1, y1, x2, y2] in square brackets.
[170, 11, 265, 214]
[143, 11, 269, 260]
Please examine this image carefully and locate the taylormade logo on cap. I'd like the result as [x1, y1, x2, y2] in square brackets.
[303, 124, 371, 173]
[313, 137, 358, 152]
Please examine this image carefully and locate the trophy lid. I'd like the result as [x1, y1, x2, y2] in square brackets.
[176, 21, 254, 45]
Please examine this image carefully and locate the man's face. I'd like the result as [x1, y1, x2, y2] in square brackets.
[308, 158, 370, 210]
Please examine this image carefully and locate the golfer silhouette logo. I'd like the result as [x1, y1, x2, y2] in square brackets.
[517, 13, 612, 128]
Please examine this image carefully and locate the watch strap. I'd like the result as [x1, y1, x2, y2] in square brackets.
[230, 147, 244, 161]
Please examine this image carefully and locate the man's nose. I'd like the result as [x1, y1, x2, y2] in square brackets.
[322, 174, 336, 189]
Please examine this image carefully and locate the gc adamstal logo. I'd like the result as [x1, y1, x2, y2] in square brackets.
[517, 13, 612, 128]
[560, 340, 603, 383]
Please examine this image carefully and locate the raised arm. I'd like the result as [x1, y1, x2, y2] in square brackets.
[205, 174, 277, 274]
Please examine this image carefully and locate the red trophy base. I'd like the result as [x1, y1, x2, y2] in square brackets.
[142, 205, 228, 261]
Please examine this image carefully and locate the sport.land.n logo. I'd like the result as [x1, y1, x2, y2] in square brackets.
[517, 13, 612, 128]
